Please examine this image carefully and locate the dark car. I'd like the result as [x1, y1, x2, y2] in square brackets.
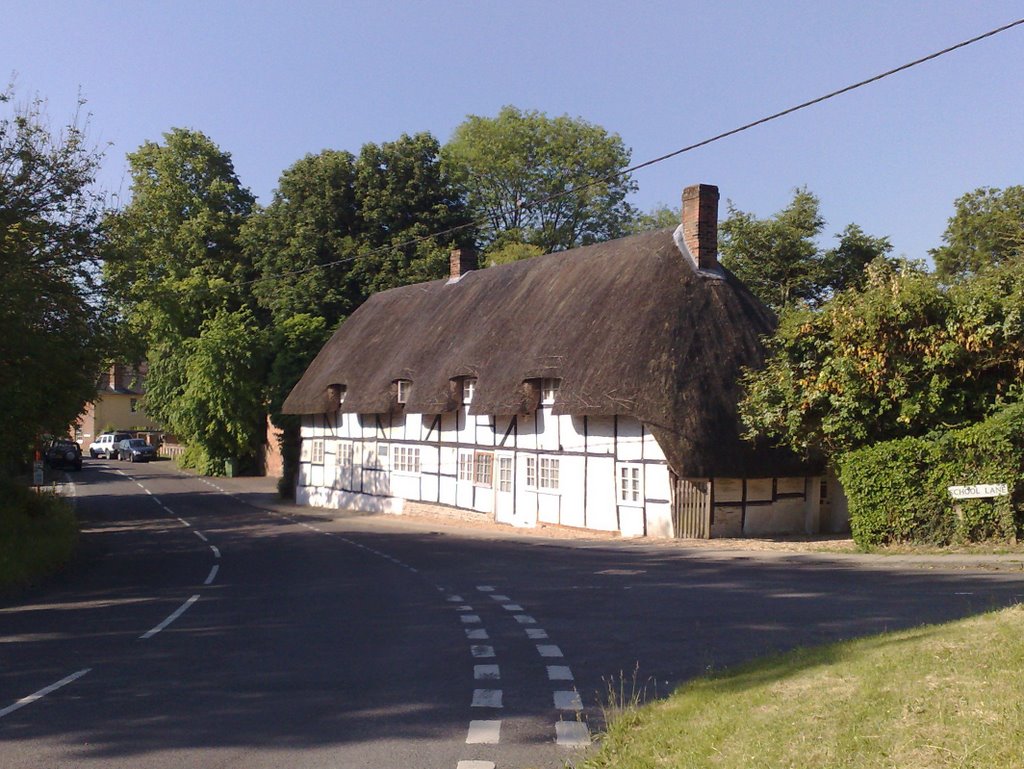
[116, 438, 158, 463]
[44, 439, 83, 471]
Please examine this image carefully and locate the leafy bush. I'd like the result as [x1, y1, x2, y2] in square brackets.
[0, 478, 79, 588]
[841, 403, 1024, 547]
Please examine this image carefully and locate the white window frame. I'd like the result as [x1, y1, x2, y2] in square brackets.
[539, 456, 559, 490]
[618, 464, 643, 505]
[540, 378, 560, 404]
[497, 456, 513, 493]
[310, 439, 325, 465]
[396, 380, 411, 404]
[458, 451, 474, 482]
[473, 451, 493, 488]
[339, 441, 354, 466]
[392, 445, 421, 474]
[525, 456, 537, 488]
[463, 377, 477, 404]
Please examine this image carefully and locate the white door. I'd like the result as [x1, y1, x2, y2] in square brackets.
[494, 453, 517, 525]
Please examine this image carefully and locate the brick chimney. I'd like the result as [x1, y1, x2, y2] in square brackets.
[449, 246, 477, 281]
[681, 184, 720, 271]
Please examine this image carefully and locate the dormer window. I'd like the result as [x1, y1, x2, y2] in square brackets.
[328, 383, 347, 408]
[540, 378, 560, 404]
[462, 377, 477, 404]
[396, 379, 412, 404]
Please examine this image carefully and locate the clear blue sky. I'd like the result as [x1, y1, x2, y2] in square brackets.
[6, 1, 1023, 261]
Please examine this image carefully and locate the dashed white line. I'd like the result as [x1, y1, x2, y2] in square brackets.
[472, 689, 503, 708]
[474, 665, 500, 680]
[547, 665, 574, 681]
[554, 690, 583, 711]
[537, 644, 563, 658]
[555, 721, 590, 746]
[460, 615, 482, 624]
[210, 545, 221, 559]
[176, 517, 191, 528]
[526, 628, 549, 639]
[447, 595, 464, 602]
[466, 720, 501, 744]
[465, 628, 489, 640]
[0, 668, 92, 719]
[193, 530, 208, 542]
[514, 615, 536, 624]
[470, 645, 496, 659]
[204, 565, 219, 585]
[502, 604, 524, 612]
[489, 594, 511, 602]
[476, 585, 495, 592]
[139, 594, 200, 640]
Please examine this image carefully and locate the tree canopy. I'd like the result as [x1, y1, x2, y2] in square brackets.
[930, 185, 1024, 280]
[0, 88, 110, 469]
[740, 256, 1024, 457]
[443, 105, 636, 258]
[720, 188, 892, 311]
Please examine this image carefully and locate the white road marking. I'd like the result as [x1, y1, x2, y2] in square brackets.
[210, 545, 221, 559]
[514, 615, 536, 624]
[460, 614, 482, 624]
[143, 488, 153, 495]
[466, 720, 501, 744]
[554, 690, 583, 710]
[474, 665, 500, 680]
[176, 517, 191, 528]
[456, 761, 495, 769]
[193, 530, 208, 542]
[204, 565, 219, 585]
[139, 594, 200, 639]
[447, 595, 464, 602]
[489, 594, 511, 602]
[555, 721, 591, 746]
[465, 628, 489, 640]
[537, 644, 563, 658]
[0, 668, 91, 719]
[470, 645, 496, 659]
[162, 505, 175, 515]
[502, 604, 524, 612]
[472, 689, 503, 708]
[152, 496, 161, 505]
[455, 605, 474, 611]
[476, 586, 495, 592]
[547, 665, 574, 681]
[526, 628, 548, 639]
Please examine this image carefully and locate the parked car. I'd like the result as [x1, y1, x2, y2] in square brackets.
[89, 432, 132, 459]
[44, 439, 83, 471]
[116, 438, 157, 463]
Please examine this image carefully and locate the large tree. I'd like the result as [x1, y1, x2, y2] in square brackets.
[720, 189, 892, 311]
[740, 257, 1024, 458]
[0, 88, 110, 469]
[443, 105, 636, 257]
[103, 128, 264, 472]
[930, 185, 1024, 280]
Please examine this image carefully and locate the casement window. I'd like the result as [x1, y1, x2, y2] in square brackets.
[310, 439, 325, 465]
[526, 456, 560, 490]
[458, 452, 474, 482]
[539, 457, 559, 489]
[497, 456, 513, 492]
[396, 380, 412, 404]
[392, 445, 421, 473]
[473, 451, 493, 487]
[339, 441, 354, 466]
[462, 377, 477, 404]
[540, 378, 560, 404]
[618, 464, 642, 504]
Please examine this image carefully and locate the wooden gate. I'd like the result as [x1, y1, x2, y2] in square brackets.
[671, 475, 711, 539]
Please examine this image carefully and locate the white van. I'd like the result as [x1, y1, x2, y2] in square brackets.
[88, 432, 132, 459]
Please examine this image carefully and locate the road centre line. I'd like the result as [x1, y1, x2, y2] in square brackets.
[0, 668, 92, 719]
[193, 530, 208, 542]
[204, 565, 219, 585]
[176, 517, 191, 528]
[210, 545, 221, 559]
[466, 719, 501, 744]
[139, 594, 200, 640]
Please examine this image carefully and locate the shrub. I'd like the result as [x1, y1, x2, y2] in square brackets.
[0, 478, 79, 589]
[841, 403, 1024, 548]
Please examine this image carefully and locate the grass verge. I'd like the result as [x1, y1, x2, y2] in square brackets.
[0, 477, 79, 590]
[579, 604, 1024, 769]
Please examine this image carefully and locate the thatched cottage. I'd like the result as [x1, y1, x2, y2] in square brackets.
[282, 183, 841, 538]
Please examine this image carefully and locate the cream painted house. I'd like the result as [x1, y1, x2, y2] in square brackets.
[76, 364, 160, 444]
[284, 184, 838, 538]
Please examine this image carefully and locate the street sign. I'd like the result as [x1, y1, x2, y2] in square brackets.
[948, 484, 1009, 499]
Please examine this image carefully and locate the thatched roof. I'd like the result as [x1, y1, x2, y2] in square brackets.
[283, 227, 810, 477]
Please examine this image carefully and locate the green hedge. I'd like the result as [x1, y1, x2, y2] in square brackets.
[840, 403, 1024, 548]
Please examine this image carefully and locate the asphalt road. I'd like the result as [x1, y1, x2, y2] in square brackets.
[2, 460, 1023, 768]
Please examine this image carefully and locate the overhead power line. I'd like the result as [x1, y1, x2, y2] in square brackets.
[245, 16, 1024, 290]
